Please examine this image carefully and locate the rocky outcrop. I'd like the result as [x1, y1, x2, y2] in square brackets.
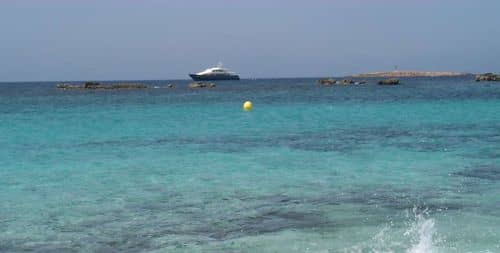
[475, 73, 500, 82]
[189, 82, 216, 88]
[317, 79, 336, 85]
[84, 82, 101, 88]
[57, 82, 148, 90]
[56, 83, 79, 89]
[318, 79, 367, 86]
[109, 83, 148, 89]
[378, 79, 400, 85]
[341, 79, 354, 85]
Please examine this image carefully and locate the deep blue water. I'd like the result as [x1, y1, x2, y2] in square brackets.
[0, 77, 499, 252]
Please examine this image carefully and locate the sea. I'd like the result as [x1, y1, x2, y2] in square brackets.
[0, 77, 499, 253]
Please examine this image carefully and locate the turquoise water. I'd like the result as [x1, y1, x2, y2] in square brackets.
[1, 78, 499, 252]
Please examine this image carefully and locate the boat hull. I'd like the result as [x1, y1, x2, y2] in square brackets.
[189, 74, 240, 81]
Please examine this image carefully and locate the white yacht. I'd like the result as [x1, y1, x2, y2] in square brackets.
[189, 63, 240, 81]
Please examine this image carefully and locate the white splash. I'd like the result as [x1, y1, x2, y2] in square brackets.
[405, 215, 437, 253]
[341, 208, 439, 253]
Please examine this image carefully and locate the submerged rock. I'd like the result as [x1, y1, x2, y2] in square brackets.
[378, 78, 400, 85]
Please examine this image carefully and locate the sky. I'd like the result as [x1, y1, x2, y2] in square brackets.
[0, 0, 499, 81]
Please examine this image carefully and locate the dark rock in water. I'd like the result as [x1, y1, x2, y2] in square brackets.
[341, 79, 355, 85]
[475, 73, 500, 82]
[56, 83, 79, 89]
[453, 165, 500, 180]
[56, 82, 148, 90]
[189, 82, 216, 88]
[110, 83, 148, 89]
[378, 78, 400, 85]
[84, 81, 101, 88]
[317, 78, 336, 85]
[318, 78, 365, 85]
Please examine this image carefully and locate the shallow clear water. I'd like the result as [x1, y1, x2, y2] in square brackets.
[0, 77, 499, 252]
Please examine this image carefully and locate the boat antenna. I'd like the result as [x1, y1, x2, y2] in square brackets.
[217, 61, 223, 68]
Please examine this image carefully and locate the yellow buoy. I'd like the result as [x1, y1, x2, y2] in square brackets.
[243, 101, 253, 111]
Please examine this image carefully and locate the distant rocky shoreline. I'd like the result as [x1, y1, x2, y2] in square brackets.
[353, 71, 469, 78]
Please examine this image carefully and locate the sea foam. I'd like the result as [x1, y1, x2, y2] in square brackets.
[342, 208, 438, 253]
[405, 214, 437, 253]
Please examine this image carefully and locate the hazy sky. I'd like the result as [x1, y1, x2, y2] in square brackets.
[1, 0, 499, 81]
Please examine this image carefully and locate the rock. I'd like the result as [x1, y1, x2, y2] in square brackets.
[56, 83, 78, 89]
[109, 83, 148, 89]
[378, 79, 400, 85]
[341, 79, 354, 85]
[189, 82, 216, 88]
[56, 82, 148, 90]
[317, 79, 336, 85]
[319, 78, 368, 86]
[84, 82, 101, 88]
[475, 73, 500, 82]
